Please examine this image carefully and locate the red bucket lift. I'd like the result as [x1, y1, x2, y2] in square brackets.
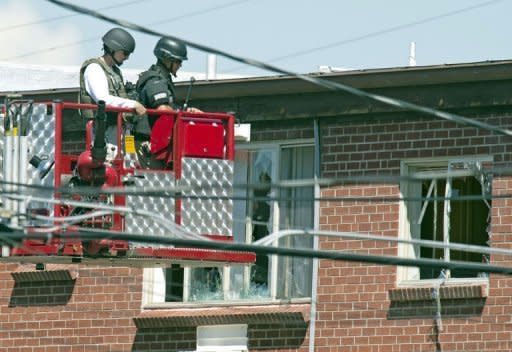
[0, 100, 255, 267]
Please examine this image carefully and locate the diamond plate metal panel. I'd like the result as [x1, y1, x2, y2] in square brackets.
[125, 170, 175, 237]
[0, 108, 3, 183]
[1, 103, 54, 215]
[26, 103, 55, 213]
[124, 150, 138, 169]
[180, 157, 233, 237]
[27, 104, 54, 185]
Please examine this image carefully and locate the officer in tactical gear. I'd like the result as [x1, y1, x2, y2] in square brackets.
[79, 27, 146, 155]
[134, 37, 201, 168]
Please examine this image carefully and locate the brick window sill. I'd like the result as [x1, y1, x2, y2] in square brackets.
[389, 281, 488, 302]
[11, 264, 79, 282]
[134, 303, 310, 328]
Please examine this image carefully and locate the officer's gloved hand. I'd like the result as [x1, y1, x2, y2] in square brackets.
[156, 105, 174, 112]
[134, 102, 146, 116]
[141, 141, 151, 154]
[186, 107, 203, 113]
[105, 143, 118, 163]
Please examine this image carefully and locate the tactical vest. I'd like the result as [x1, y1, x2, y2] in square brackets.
[79, 57, 128, 124]
[134, 63, 176, 137]
[136, 63, 176, 108]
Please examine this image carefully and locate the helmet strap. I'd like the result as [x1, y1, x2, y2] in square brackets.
[104, 46, 122, 66]
[171, 63, 178, 77]
[113, 55, 123, 67]
[158, 58, 174, 75]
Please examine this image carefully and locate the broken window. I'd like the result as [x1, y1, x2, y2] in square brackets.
[158, 143, 314, 302]
[399, 159, 491, 281]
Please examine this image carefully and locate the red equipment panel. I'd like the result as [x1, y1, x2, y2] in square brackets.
[150, 114, 174, 156]
[181, 120, 225, 158]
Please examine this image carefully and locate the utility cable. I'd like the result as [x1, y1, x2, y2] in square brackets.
[227, 0, 504, 71]
[0, 0, 152, 33]
[0, 185, 505, 203]
[1, 228, 509, 276]
[43, 0, 512, 138]
[253, 229, 510, 258]
[0, 162, 503, 195]
[0, 178, 505, 203]
[3, 0, 250, 61]
[5, 189, 504, 260]
[28, 210, 114, 233]
[5, 193, 206, 241]
[151, 0, 250, 26]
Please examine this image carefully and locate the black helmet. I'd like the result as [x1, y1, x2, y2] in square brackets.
[102, 28, 136, 54]
[154, 37, 188, 61]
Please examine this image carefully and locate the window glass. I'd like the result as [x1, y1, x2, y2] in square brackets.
[163, 143, 314, 302]
[399, 159, 491, 281]
[277, 146, 314, 298]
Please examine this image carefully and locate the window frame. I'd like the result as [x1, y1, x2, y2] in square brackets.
[397, 156, 492, 286]
[142, 138, 315, 307]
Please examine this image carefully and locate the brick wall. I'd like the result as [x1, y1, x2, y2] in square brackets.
[250, 119, 314, 143]
[130, 322, 308, 352]
[3, 105, 512, 351]
[315, 113, 512, 351]
[321, 114, 512, 178]
[0, 264, 143, 351]
[0, 265, 310, 351]
[248, 323, 308, 351]
[132, 327, 196, 352]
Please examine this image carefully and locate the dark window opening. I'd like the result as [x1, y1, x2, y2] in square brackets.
[420, 176, 490, 280]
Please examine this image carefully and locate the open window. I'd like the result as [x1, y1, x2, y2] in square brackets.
[398, 157, 492, 283]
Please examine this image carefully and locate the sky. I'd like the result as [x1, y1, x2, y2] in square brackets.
[0, 0, 510, 78]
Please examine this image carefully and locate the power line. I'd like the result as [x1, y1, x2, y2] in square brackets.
[0, 177, 506, 203]
[41, 0, 512, 138]
[151, 0, 250, 26]
[227, 0, 504, 71]
[254, 229, 508, 258]
[1, 228, 509, 275]
[5, 193, 206, 241]
[2, 0, 251, 61]
[9, 0, 500, 68]
[5, 37, 98, 61]
[0, 0, 152, 33]
[0, 157, 505, 203]
[0, 165, 502, 191]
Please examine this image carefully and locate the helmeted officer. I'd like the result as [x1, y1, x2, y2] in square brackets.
[79, 28, 146, 151]
[136, 37, 189, 112]
[134, 37, 200, 168]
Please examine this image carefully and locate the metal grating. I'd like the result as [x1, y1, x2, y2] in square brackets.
[0, 108, 3, 184]
[26, 103, 55, 214]
[125, 169, 176, 237]
[180, 157, 233, 237]
[1, 103, 55, 215]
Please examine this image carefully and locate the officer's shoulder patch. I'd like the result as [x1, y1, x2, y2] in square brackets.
[153, 92, 168, 101]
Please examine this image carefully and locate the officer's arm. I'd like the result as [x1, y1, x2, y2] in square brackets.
[84, 63, 140, 110]
[156, 105, 174, 112]
[142, 77, 173, 109]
